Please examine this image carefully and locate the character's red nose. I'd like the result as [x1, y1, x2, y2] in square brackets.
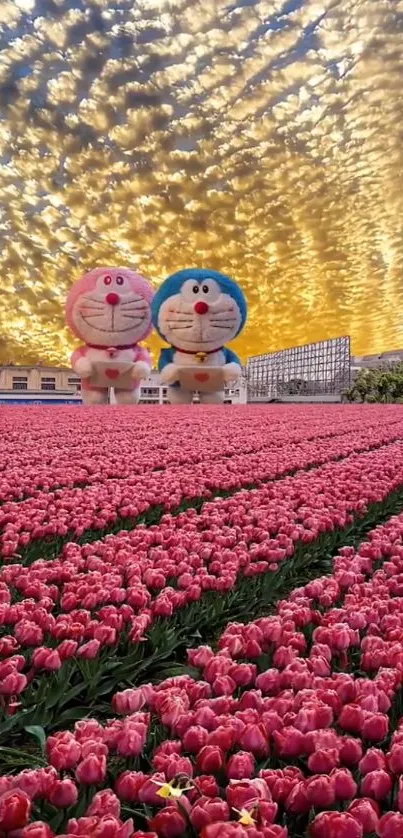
[194, 301, 209, 314]
[106, 292, 120, 306]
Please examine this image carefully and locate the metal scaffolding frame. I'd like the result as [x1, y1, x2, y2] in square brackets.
[246, 336, 351, 401]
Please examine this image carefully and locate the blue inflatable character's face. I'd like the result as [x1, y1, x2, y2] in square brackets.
[151, 268, 247, 352]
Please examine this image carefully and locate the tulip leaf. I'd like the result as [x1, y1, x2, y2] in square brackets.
[24, 725, 46, 754]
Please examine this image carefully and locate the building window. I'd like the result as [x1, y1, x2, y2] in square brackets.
[141, 387, 159, 396]
[12, 377, 28, 391]
[41, 377, 56, 391]
[68, 377, 81, 391]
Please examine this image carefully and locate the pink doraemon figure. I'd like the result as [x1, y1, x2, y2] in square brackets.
[66, 267, 155, 405]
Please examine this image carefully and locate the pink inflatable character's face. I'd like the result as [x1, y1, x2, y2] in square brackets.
[66, 267, 155, 347]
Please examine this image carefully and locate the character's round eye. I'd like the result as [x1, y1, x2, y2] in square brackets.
[192, 285, 200, 294]
[116, 275, 124, 286]
[202, 284, 209, 294]
[104, 275, 112, 286]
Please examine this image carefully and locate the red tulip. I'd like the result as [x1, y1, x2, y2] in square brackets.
[310, 811, 363, 838]
[149, 806, 187, 838]
[75, 755, 107, 785]
[77, 640, 101, 659]
[388, 744, 403, 774]
[86, 789, 121, 817]
[182, 725, 209, 753]
[379, 812, 403, 838]
[362, 712, 389, 742]
[0, 789, 31, 830]
[190, 797, 230, 830]
[201, 825, 248, 838]
[48, 738, 81, 771]
[115, 772, 146, 803]
[112, 688, 149, 715]
[48, 778, 78, 808]
[306, 776, 336, 808]
[360, 769, 392, 800]
[227, 751, 256, 780]
[308, 749, 339, 773]
[238, 723, 269, 757]
[22, 824, 55, 838]
[32, 647, 62, 671]
[347, 798, 380, 834]
[272, 726, 305, 758]
[226, 779, 270, 810]
[196, 746, 226, 774]
[190, 776, 219, 800]
[331, 768, 357, 801]
[359, 748, 387, 775]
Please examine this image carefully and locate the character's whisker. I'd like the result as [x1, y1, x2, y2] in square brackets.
[170, 325, 193, 330]
[121, 298, 144, 305]
[121, 315, 144, 322]
[79, 306, 105, 314]
[80, 312, 105, 319]
[212, 308, 236, 314]
[210, 324, 234, 329]
[119, 307, 149, 314]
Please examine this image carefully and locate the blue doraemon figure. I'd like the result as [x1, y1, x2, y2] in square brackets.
[151, 268, 247, 404]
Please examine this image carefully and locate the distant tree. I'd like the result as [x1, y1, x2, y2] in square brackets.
[345, 363, 403, 403]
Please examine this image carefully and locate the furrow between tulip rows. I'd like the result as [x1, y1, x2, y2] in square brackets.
[4, 500, 403, 836]
[1, 407, 402, 503]
[3, 442, 403, 740]
[2, 419, 403, 563]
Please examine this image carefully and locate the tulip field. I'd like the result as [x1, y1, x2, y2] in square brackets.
[2, 405, 403, 838]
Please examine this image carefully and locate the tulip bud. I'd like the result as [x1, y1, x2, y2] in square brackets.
[379, 812, 403, 838]
[310, 811, 363, 838]
[149, 806, 187, 838]
[359, 748, 387, 776]
[115, 771, 146, 803]
[227, 751, 256, 780]
[196, 746, 226, 774]
[360, 769, 392, 800]
[22, 823, 55, 838]
[75, 754, 107, 785]
[0, 789, 31, 831]
[86, 789, 121, 818]
[182, 725, 209, 753]
[190, 797, 230, 831]
[347, 798, 380, 834]
[48, 778, 78, 808]
[306, 776, 336, 809]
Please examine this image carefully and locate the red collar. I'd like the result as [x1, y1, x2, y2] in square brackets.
[172, 345, 222, 355]
[87, 343, 137, 351]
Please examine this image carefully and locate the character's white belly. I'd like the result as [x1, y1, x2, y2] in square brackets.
[86, 347, 136, 389]
[172, 349, 225, 367]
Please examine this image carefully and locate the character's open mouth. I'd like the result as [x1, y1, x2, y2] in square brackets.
[80, 314, 145, 333]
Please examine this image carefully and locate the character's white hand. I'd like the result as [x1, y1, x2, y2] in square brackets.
[132, 361, 150, 380]
[160, 363, 179, 385]
[223, 362, 241, 383]
[74, 357, 93, 378]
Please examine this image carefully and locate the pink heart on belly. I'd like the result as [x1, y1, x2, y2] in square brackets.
[105, 369, 120, 380]
[195, 373, 209, 382]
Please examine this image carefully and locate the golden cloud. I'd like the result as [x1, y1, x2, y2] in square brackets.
[0, 0, 402, 365]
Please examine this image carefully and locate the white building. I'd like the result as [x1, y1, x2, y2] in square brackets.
[0, 365, 247, 405]
[351, 350, 403, 373]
